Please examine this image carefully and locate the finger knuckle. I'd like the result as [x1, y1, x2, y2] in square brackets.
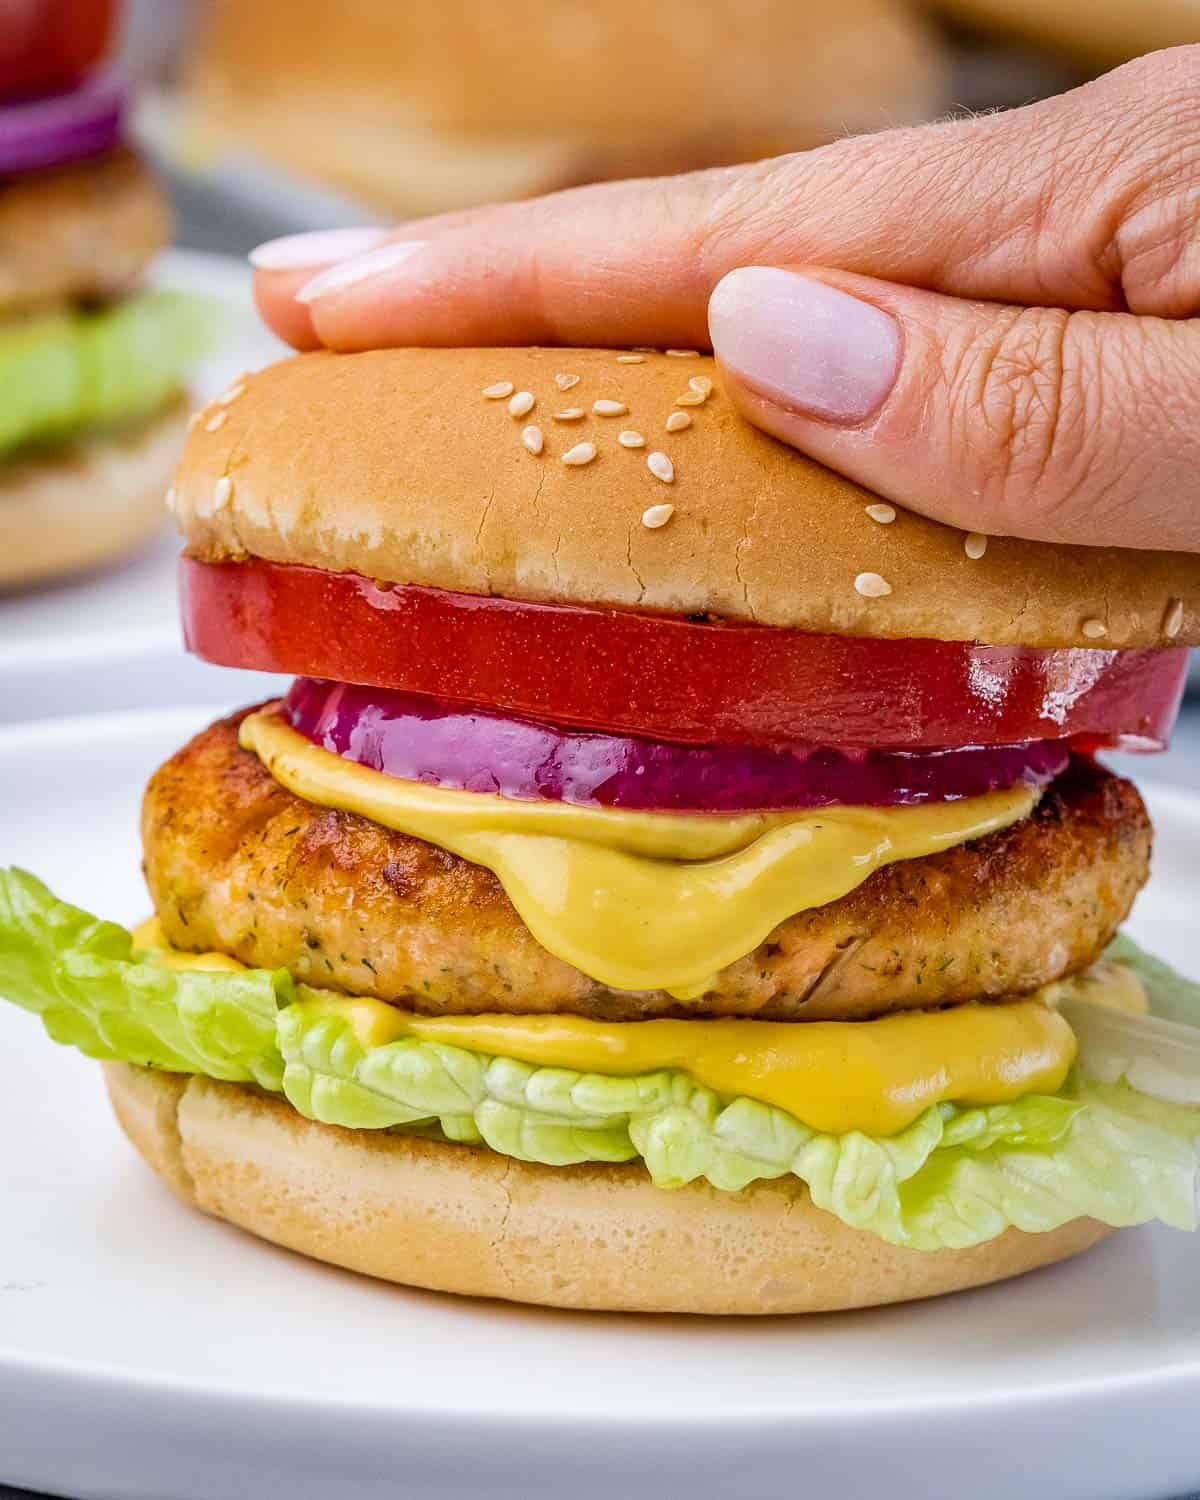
[1106, 130, 1200, 316]
[950, 308, 1091, 531]
[693, 158, 801, 269]
[1079, 50, 1200, 312]
[1103, 43, 1200, 97]
[694, 131, 965, 277]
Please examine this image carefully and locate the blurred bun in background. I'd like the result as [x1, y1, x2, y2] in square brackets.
[931, 0, 1200, 67]
[182, 0, 949, 217]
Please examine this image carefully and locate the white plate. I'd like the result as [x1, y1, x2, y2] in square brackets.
[1, 707, 1199, 1500]
[0, 250, 288, 722]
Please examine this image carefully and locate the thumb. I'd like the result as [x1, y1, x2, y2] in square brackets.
[708, 267, 1200, 553]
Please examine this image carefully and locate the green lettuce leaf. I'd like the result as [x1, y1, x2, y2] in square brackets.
[0, 289, 217, 457]
[274, 995, 1198, 1246]
[0, 869, 287, 1089]
[1, 867, 1196, 1252]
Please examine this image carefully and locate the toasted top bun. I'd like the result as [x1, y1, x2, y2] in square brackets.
[0, 148, 170, 317]
[174, 348, 1200, 649]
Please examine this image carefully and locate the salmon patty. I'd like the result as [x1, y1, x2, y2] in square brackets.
[141, 709, 1151, 1022]
[0, 148, 169, 315]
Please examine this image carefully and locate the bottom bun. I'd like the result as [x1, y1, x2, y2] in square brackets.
[105, 1062, 1114, 1315]
[0, 399, 188, 590]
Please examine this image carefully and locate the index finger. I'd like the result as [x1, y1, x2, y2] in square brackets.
[251, 49, 1200, 351]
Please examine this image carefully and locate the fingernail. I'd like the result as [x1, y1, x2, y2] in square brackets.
[249, 227, 389, 271]
[708, 267, 900, 423]
[295, 241, 425, 305]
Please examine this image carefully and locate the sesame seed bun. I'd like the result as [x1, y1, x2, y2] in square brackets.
[105, 1062, 1113, 1315]
[0, 399, 187, 591]
[0, 148, 170, 317]
[174, 348, 1200, 649]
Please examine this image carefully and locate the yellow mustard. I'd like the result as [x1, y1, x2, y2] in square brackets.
[293, 988, 1077, 1136]
[129, 950, 1152, 1137]
[239, 709, 1036, 1000]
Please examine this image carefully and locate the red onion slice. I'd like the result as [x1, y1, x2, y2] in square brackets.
[0, 71, 124, 176]
[283, 679, 1071, 812]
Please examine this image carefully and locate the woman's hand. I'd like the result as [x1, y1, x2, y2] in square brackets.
[251, 48, 1200, 551]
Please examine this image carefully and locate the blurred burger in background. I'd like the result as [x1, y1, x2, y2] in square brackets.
[181, 0, 949, 218]
[0, 0, 210, 589]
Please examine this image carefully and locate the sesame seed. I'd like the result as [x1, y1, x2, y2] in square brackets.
[688, 375, 713, 397]
[213, 476, 233, 511]
[205, 410, 228, 432]
[521, 424, 544, 455]
[618, 430, 645, 448]
[642, 503, 675, 529]
[666, 411, 692, 432]
[666, 349, 700, 358]
[508, 390, 535, 418]
[593, 399, 628, 417]
[647, 451, 674, 483]
[964, 532, 988, 560]
[1164, 598, 1185, 638]
[164, 487, 177, 513]
[562, 442, 597, 466]
[854, 572, 892, 598]
[554, 373, 581, 390]
[865, 503, 896, 525]
[187, 411, 202, 431]
[217, 383, 246, 406]
[1082, 618, 1107, 639]
[482, 381, 513, 399]
[553, 407, 585, 421]
[675, 392, 705, 407]
[617, 354, 645, 364]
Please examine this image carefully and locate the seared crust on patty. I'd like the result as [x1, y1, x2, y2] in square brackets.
[0, 148, 169, 315]
[142, 709, 1151, 1021]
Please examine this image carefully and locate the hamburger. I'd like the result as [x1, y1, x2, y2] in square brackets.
[2, 346, 1200, 1315]
[0, 71, 210, 589]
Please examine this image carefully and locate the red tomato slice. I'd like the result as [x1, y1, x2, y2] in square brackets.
[181, 557, 1188, 751]
[0, 0, 114, 99]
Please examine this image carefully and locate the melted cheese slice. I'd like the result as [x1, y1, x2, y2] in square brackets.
[239, 709, 1036, 999]
[136, 924, 1147, 1135]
